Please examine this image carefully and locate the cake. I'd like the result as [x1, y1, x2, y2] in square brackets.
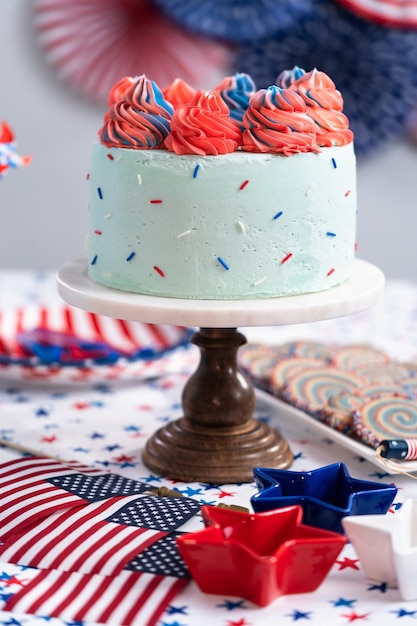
[87, 69, 356, 300]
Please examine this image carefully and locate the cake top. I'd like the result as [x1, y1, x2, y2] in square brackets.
[99, 68, 353, 156]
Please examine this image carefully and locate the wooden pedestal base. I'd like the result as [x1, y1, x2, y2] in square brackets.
[142, 327, 293, 483]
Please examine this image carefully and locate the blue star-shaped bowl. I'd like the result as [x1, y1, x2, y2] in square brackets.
[251, 463, 397, 534]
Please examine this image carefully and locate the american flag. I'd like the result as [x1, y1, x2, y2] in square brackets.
[0, 495, 168, 576]
[4, 568, 188, 626]
[0, 456, 198, 625]
[0, 456, 105, 539]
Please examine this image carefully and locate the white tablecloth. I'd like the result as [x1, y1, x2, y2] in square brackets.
[1, 270, 417, 626]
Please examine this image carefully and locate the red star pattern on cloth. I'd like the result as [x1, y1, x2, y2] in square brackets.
[341, 611, 371, 622]
[336, 557, 360, 570]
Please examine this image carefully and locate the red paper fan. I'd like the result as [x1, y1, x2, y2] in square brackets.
[334, 0, 417, 28]
[33, 0, 231, 103]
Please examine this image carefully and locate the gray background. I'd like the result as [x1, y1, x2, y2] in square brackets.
[1, 0, 416, 281]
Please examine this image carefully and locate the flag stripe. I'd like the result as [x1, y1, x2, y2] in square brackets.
[0, 495, 165, 575]
[4, 569, 188, 626]
[0, 456, 109, 538]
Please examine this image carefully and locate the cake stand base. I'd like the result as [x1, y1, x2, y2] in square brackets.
[57, 258, 384, 483]
[142, 327, 292, 483]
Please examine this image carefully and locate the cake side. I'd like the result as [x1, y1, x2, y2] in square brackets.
[87, 142, 356, 300]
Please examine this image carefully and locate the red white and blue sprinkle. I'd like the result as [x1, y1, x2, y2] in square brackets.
[193, 164, 200, 178]
[281, 252, 293, 264]
[327, 268, 335, 276]
[126, 252, 135, 262]
[331, 158, 337, 169]
[91, 255, 97, 265]
[217, 257, 230, 270]
[154, 266, 165, 277]
[137, 174, 142, 185]
[239, 180, 249, 190]
[273, 211, 283, 220]
[150, 199, 163, 204]
[97, 187, 103, 199]
[326, 231, 336, 237]
[177, 230, 191, 239]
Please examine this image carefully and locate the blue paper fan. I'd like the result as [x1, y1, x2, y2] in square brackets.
[151, 0, 319, 43]
[235, 0, 417, 156]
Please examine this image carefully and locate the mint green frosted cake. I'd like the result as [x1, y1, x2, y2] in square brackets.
[87, 70, 356, 300]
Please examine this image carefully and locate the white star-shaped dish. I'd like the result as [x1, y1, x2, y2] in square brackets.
[342, 498, 417, 600]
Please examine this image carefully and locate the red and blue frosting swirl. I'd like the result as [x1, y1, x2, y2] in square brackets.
[242, 85, 319, 154]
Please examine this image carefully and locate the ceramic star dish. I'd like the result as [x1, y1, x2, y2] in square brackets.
[251, 463, 397, 534]
[342, 498, 417, 601]
[176, 504, 346, 606]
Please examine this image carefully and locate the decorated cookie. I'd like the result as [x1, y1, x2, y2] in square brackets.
[270, 357, 328, 396]
[283, 366, 364, 415]
[321, 390, 367, 434]
[354, 362, 415, 384]
[331, 344, 388, 371]
[286, 340, 338, 363]
[352, 395, 417, 448]
[238, 343, 293, 391]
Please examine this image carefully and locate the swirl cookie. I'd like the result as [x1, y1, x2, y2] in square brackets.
[270, 357, 327, 396]
[322, 390, 368, 434]
[283, 366, 364, 415]
[287, 340, 337, 362]
[331, 344, 388, 371]
[354, 362, 415, 384]
[352, 395, 417, 448]
[238, 343, 293, 391]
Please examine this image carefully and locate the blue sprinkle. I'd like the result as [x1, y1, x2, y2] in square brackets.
[91, 255, 97, 265]
[273, 211, 283, 220]
[331, 158, 337, 169]
[193, 164, 200, 178]
[97, 187, 103, 199]
[126, 252, 136, 262]
[217, 256, 229, 270]
[326, 231, 336, 237]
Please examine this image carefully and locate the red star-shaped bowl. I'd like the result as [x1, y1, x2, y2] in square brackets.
[176, 504, 346, 606]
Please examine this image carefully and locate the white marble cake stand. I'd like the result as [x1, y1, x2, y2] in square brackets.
[57, 258, 384, 484]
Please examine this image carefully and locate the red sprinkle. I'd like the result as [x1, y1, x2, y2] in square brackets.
[107, 154, 114, 160]
[239, 180, 249, 190]
[354, 242, 358, 252]
[94, 230, 102, 235]
[345, 189, 351, 197]
[150, 199, 163, 204]
[153, 266, 165, 277]
[327, 268, 335, 276]
[86, 173, 90, 180]
[281, 252, 293, 264]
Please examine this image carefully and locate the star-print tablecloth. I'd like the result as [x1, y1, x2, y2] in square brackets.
[2, 269, 417, 626]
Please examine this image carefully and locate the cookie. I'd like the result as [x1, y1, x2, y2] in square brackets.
[352, 395, 417, 448]
[283, 366, 364, 416]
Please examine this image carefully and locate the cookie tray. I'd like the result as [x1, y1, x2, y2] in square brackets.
[255, 388, 417, 475]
